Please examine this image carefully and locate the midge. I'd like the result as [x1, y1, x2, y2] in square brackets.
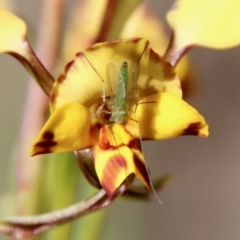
[105, 60, 139, 124]
[108, 60, 128, 124]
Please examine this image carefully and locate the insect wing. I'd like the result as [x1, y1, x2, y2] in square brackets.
[127, 61, 140, 110]
[106, 61, 120, 104]
[115, 61, 128, 108]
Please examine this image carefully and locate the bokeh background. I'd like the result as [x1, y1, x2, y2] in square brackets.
[1, 0, 240, 240]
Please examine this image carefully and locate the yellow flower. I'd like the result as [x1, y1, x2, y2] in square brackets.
[166, 0, 240, 56]
[29, 38, 208, 196]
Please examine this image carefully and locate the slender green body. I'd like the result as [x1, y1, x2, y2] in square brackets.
[110, 61, 128, 124]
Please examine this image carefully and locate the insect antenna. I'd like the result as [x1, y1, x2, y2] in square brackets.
[128, 116, 162, 204]
[127, 42, 148, 112]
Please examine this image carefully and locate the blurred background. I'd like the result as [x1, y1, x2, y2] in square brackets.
[1, 0, 240, 240]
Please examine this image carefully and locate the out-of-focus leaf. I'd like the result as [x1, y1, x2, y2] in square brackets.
[42, 152, 80, 239]
[71, 174, 106, 240]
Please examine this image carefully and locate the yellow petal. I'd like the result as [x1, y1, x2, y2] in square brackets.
[125, 92, 209, 139]
[95, 124, 150, 196]
[0, 8, 54, 95]
[52, 38, 149, 110]
[30, 102, 92, 156]
[80, 38, 150, 95]
[167, 0, 240, 50]
[52, 38, 182, 112]
[105, 124, 133, 147]
[50, 52, 103, 111]
[85, 38, 182, 98]
[138, 43, 182, 99]
[94, 145, 135, 195]
[0, 7, 27, 55]
[131, 147, 151, 188]
[94, 145, 149, 196]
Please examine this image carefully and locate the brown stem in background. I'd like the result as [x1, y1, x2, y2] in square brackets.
[1, 175, 134, 239]
[95, 0, 119, 43]
[10, 41, 55, 96]
[164, 32, 191, 67]
[15, 0, 66, 216]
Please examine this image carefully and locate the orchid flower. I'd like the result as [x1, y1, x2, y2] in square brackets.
[29, 38, 208, 196]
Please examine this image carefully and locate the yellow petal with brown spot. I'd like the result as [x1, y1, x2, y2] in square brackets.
[94, 145, 135, 196]
[95, 124, 150, 196]
[52, 38, 150, 111]
[125, 92, 209, 140]
[83, 38, 148, 83]
[107, 124, 132, 147]
[84, 38, 182, 99]
[167, 0, 240, 50]
[30, 102, 92, 156]
[52, 38, 182, 113]
[138, 46, 182, 99]
[0, 7, 27, 55]
[50, 52, 103, 111]
[94, 144, 149, 196]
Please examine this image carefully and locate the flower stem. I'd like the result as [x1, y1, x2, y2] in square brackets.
[163, 32, 191, 67]
[14, 0, 66, 219]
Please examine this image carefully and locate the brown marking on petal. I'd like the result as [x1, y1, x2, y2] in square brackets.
[35, 140, 57, 148]
[75, 52, 94, 69]
[123, 127, 138, 148]
[43, 131, 54, 140]
[89, 123, 101, 145]
[49, 92, 56, 105]
[107, 39, 122, 45]
[98, 125, 110, 150]
[161, 85, 166, 92]
[133, 156, 150, 189]
[75, 52, 85, 58]
[148, 47, 162, 63]
[87, 38, 143, 52]
[33, 131, 57, 151]
[182, 122, 202, 136]
[162, 62, 176, 80]
[32, 139, 56, 156]
[33, 149, 53, 155]
[57, 59, 74, 83]
[130, 37, 142, 44]
[101, 154, 127, 196]
[148, 48, 176, 80]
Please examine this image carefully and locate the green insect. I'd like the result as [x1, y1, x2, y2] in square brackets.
[106, 60, 139, 124]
